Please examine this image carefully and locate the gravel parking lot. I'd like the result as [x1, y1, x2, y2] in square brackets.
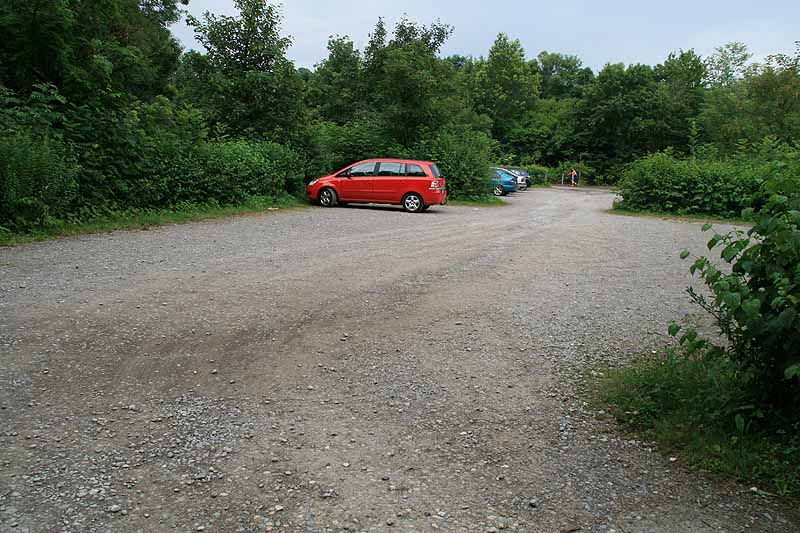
[1, 188, 797, 532]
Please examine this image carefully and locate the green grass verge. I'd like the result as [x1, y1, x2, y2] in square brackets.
[609, 202, 752, 226]
[448, 196, 508, 207]
[597, 349, 800, 497]
[0, 196, 304, 246]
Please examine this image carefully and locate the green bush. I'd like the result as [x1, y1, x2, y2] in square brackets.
[519, 164, 550, 185]
[616, 152, 761, 217]
[0, 91, 309, 233]
[311, 118, 391, 175]
[418, 127, 496, 199]
[0, 129, 79, 232]
[603, 155, 800, 497]
[189, 140, 306, 204]
[67, 96, 210, 210]
[681, 173, 800, 411]
[616, 142, 800, 217]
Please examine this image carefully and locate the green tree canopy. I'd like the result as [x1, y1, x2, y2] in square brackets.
[0, 0, 187, 100]
[532, 51, 594, 99]
[472, 33, 540, 144]
[704, 41, 753, 88]
[306, 37, 363, 124]
[181, 0, 305, 139]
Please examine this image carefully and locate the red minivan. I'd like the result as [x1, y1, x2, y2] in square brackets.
[306, 159, 447, 213]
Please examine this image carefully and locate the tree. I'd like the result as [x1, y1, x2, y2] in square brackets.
[371, 19, 453, 147]
[182, 0, 305, 139]
[700, 44, 800, 152]
[704, 42, 752, 88]
[323, 17, 456, 148]
[305, 37, 363, 124]
[532, 51, 594, 99]
[473, 33, 540, 144]
[507, 98, 579, 166]
[0, 0, 188, 100]
[574, 63, 659, 171]
[743, 45, 800, 144]
[651, 50, 707, 152]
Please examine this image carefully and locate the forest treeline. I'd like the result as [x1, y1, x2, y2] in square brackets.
[0, 0, 799, 232]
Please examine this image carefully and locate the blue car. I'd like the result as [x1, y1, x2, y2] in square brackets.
[492, 168, 518, 196]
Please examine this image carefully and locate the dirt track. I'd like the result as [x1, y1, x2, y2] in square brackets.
[1, 188, 797, 532]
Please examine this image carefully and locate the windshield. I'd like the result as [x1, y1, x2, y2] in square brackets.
[495, 169, 514, 180]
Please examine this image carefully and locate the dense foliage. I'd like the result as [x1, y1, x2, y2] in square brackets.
[601, 172, 800, 497]
[680, 173, 800, 409]
[1, 1, 799, 233]
[614, 46, 800, 217]
[615, 141, 799, 217]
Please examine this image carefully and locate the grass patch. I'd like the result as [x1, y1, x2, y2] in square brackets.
[0, 196, 304, 246]
[609, 202, 752, 226]
[448, 196, 508, 207]
[598, 349, 800, 497]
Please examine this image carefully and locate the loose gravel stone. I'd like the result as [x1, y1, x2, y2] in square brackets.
[0, 189, 796, 532]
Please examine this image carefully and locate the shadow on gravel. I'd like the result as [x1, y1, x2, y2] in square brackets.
[333, 204, 451, 214]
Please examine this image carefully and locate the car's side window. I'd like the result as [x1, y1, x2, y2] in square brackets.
[406, 164, 426, 177]
[377, 162, 404, 176]
[348, 162, 377, 177]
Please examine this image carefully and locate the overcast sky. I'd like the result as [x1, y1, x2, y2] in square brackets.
[172, 1, 799, 71]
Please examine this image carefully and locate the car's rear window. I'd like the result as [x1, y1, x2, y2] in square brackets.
[429, 164, 442, 178]
[406, 164, 426, 177]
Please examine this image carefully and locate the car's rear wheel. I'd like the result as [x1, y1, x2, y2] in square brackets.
[402, 193, 424, 213]
[493, 184, 505, 196]
[318, 187, 337, 207]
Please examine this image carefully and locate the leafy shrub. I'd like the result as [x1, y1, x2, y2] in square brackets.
[616, 141, 800, 217]
[616, 152, 761, 217]
[681, 173, 800, 410]
[67, 96, 210, 210]
[603, 160, 800, 497]
[189, 140, 306, 204]
[419, 127, 496, 199]
[521, 164, 550, 185]
[0, 85, 69, 136]
[0, 128, 79, 232]
[311, 118, 391, 176]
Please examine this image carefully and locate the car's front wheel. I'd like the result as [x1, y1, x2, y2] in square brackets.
[493, 184, 505, 196]
[402, 193, 424, 213]
[318, 187, 337, 207]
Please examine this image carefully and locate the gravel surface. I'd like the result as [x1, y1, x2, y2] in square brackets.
[1, 187, 797, 533]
